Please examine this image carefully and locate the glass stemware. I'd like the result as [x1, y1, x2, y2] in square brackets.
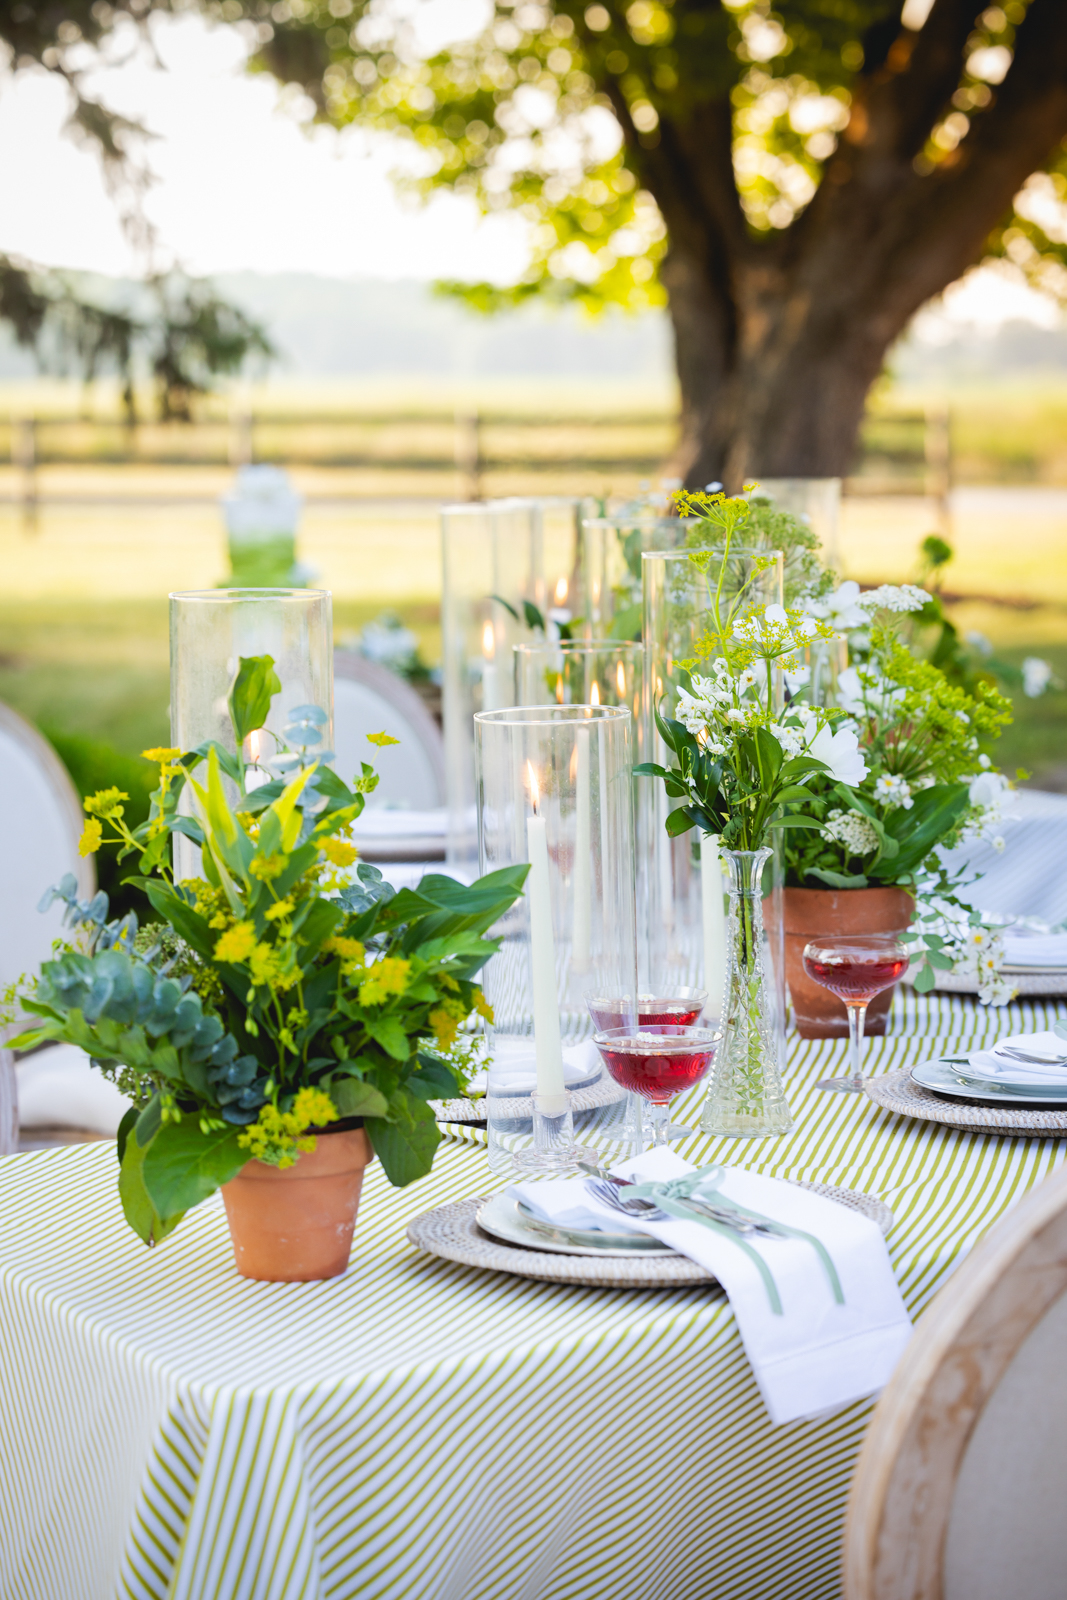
[802, 934, 909, 1093]
[585, 986, 709, 1031]
[593, 1025, 720, 1147]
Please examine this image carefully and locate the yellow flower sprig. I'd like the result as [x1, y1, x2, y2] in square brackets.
[237, 1087, 339, 1168]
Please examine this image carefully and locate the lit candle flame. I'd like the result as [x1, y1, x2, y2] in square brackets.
[556, 674, 564, 703]
[527, 761, 540, 814]
[590, 680, 600, 707]
[482, 620, 495, 659]
[248, 728, 261, 764]
[616, 661, 626, 697]
[554, 575, 568, 606]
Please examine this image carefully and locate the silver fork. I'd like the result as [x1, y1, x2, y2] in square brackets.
[995, 1047, 1067, 1066]
[585, 1179, 787, 1240]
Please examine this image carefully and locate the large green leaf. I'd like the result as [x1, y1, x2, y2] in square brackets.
[869, 783, 970, 882]
[363, 1015, 413, 1061]
[228, 654, 281, 745]
[806, 868, 869, 889]
[143, 882, 215, 958]
[665, 806, 695, 837]
[365, 1099, 441, 1187]
[141, 1120, 249, 1223]
[118, 1102, 186, 1246]
[405, 1054, 460, 1101]
[329, 1076, 389, 1118]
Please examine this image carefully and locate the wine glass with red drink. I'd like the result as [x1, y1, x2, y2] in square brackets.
[802, 935, 910, 1093]
[585, 986, 709, 1030]
[593, 1025, 721, 1146]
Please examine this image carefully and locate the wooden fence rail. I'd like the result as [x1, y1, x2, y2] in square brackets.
[3, 406, 950, 515]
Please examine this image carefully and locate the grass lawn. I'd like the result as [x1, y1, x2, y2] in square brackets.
[0, 484, 1062, 799]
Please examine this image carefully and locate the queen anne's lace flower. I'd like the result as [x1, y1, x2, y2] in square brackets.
[822, 808, 879, 856]
[855, 584, 931, 613]
[874, 773, 913, 810]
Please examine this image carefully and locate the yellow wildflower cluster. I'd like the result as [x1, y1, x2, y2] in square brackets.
[142, 747, 182, 765]
[359, 956, 411, 1007]
[471, 990, 494, 1024]
[320, 836, 358, 868]
[84, 787, 129, 819]
[214, 922, 257, 964]
[264, 898, 295, 923]
[428, 995, 467, 1049]
[237, 1087, 339, 1168]
[189, 880, 230, 929]
[78, 817, 103, 857]
[250, 853, 288, 882]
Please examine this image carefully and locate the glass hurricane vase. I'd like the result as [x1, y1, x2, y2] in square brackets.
[699, 847, 792, 1140]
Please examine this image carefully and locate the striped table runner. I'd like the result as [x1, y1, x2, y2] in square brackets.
[0, 992, 1063, 1600]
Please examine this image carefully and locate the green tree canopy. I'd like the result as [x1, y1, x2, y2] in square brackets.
[239, 0, 1067, 480]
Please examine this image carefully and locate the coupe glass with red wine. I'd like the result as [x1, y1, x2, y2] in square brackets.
[802, 934, 910, 1093]
[593, 1024, 721, 1147]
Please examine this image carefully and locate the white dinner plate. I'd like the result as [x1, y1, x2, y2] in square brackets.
[475, 1192, 669, 1256]
[911, 1058, 1067, 1107]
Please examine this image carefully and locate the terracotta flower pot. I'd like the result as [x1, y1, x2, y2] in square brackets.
[221, 1126, 375, 1282]
[766, 886, 914, 1040]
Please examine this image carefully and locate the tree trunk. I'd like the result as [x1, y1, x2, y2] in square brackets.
[663, 244, 901, 489]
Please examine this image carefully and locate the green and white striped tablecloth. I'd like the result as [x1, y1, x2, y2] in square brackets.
[0, 993, 1064, 1600]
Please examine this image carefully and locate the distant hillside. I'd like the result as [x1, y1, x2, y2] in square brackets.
[0, 271, 673, 382]
[2, 267, 1066, 387]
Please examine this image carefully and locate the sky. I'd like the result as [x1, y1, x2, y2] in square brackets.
[0, 8, 1060, 336]
[0, 11, 528, 283]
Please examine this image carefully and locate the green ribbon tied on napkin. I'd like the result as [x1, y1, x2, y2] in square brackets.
[622, 1167, 846, 1317]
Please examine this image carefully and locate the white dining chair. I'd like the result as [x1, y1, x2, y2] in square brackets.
[844, 1162, 1067, 1600]
[333, 651, 447, 860]
[0, 702, 98, 1153]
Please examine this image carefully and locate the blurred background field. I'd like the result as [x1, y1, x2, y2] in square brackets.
[1, 366, 1064, 803]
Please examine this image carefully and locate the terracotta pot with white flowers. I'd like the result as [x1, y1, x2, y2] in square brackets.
[775, 582, 1017, 1036]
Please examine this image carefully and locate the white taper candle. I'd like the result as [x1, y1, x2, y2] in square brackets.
[571, 726, 591, 974]
[526, 775, 566, 1108]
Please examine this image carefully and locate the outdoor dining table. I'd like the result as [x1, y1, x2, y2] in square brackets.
[1, 991, 1064, 1600]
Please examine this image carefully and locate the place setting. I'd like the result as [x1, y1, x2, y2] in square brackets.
[865, 1023, 1067, 1136]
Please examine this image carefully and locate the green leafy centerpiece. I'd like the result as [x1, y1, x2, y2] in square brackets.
[12, 656, 524, 1278]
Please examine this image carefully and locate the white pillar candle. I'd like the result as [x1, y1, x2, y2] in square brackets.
[526, 783, 566, 1110]
[701, 833, 728, 1020]
[571, 727, 592, 974]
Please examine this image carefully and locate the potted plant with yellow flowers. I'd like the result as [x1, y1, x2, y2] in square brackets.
[12, 657, 525, 1281]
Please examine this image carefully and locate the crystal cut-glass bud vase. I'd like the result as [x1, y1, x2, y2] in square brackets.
[700, 846, 793, 1139]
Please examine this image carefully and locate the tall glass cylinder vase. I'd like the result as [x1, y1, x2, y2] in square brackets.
[700, 848, 792, 1138]
[513, 641, 643, 720]
[755, 478, 842, 574]
[441, 501, 541, 868]
[578, 513, 689, 641]
[639, 546, 785, 1017]
[169, 587, 333, 882]
[475, 705, 637, 1172]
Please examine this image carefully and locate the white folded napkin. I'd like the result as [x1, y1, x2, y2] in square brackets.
[1002, 933, 1067, 969]
[510, 1148, 912, 1426]
[963, 1030, 1067, 1086]
[469, 1038, 603, 1098]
